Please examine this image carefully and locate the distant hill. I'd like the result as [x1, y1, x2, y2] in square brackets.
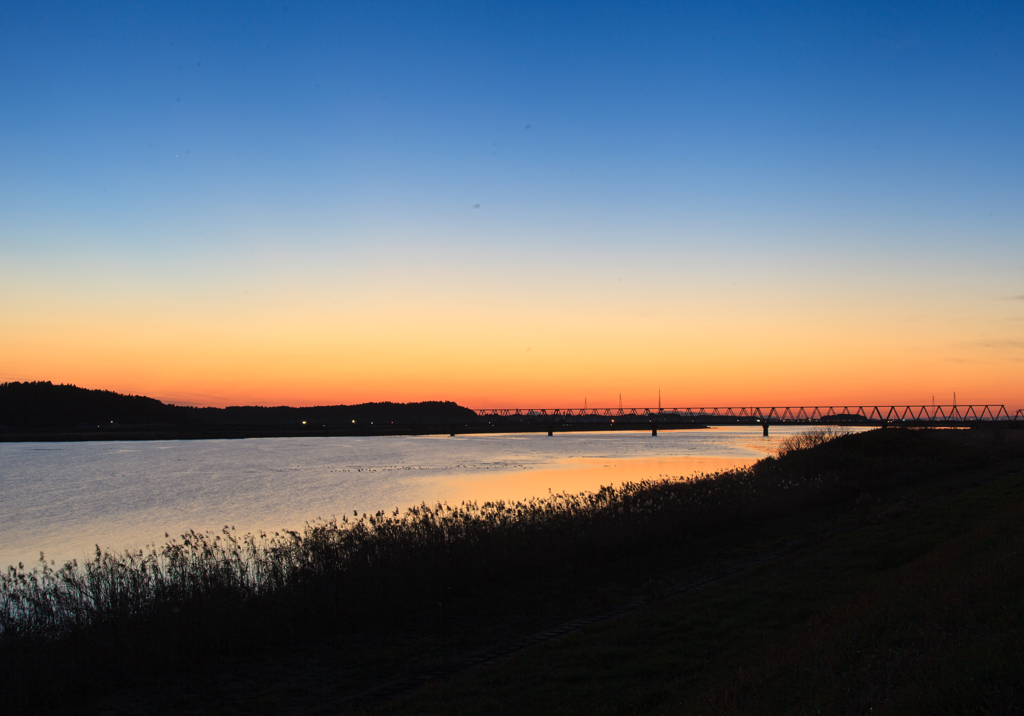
[0, 382, 477, 431]
[0, 382, 182, 429]
[184, 401, 478, 427]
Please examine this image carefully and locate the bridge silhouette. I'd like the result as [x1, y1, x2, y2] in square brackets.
[461, 405, 1024, 436]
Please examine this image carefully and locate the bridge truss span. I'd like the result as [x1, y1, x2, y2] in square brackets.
[471, 405, 1019, 429]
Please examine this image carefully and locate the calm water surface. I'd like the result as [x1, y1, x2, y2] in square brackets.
[1, 427, 828, 569]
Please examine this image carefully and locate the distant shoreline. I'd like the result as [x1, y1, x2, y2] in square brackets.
[0, 381, 712, 442]
[0, 422, 710, 443]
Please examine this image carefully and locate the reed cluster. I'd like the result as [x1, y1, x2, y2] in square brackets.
[775, 425, 853, 457]
[0, 463, 838, 642]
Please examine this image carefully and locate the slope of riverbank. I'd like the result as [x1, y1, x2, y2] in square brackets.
[378, 442, 1024, 715]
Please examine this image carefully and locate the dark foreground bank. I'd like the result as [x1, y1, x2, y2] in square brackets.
[380, 435, 1024, 716]
[2, 427, 1023, 714]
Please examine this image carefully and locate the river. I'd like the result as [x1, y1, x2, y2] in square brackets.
[0, 426, 835, 569]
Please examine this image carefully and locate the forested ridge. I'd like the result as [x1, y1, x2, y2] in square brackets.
[0, 382, 475, 430]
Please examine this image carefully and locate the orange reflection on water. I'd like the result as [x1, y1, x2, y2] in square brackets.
[439, 454, 759, 506]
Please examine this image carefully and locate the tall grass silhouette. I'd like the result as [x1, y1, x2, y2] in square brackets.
[775, 425, 853, 457]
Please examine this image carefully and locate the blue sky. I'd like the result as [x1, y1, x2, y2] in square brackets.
[2, 1, 1022, 407]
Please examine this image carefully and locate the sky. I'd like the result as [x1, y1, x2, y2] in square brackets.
[1, 1, 1022, 410]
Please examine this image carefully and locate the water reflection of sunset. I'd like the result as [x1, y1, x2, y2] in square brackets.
[439, 454, 759, 507]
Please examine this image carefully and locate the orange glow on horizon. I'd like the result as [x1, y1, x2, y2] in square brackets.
[2, 256, 1021, 412]
[4, 336, 1020, 412]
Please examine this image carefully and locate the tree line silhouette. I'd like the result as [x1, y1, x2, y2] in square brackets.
[0, 382, 476, 431]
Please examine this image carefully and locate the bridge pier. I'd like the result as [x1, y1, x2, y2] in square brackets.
[652, 425, 658, 436]
[548, 428, 553, 436]
[763, 423, 769, 437]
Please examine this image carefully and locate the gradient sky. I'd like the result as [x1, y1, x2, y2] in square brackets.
[2, 1, 1022, 409]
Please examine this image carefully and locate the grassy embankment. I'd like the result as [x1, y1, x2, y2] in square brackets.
[2, 427, 1022, 714]
[375, 434, 1024, 716]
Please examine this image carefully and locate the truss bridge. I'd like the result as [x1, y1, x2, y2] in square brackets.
[464, 405, 1023, 436]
